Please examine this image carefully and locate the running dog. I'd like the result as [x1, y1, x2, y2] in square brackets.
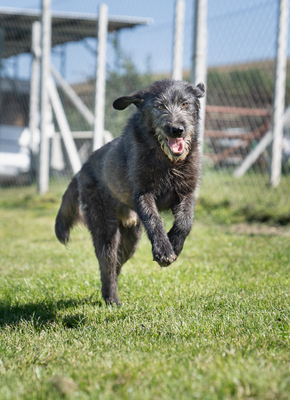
[55, 79, 205, 305]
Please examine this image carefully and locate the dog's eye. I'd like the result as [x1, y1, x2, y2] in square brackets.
[182, 102, 188, 108]
[157, 104, 164, 110]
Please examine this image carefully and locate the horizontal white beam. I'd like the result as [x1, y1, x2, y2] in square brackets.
[54, 130, 113, 141]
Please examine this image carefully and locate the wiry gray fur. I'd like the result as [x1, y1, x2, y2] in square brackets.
[55, 79, 205, 305]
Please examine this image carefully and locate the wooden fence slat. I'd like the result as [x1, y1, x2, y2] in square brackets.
[206, 105, 270, 117]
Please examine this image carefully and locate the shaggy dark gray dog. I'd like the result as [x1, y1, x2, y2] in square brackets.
[55, 79, 205, 305]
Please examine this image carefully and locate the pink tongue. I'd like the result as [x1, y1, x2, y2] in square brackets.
[168, 137, 184, 153]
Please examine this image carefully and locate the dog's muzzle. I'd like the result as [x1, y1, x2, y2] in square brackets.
[155, 127, 191, 161]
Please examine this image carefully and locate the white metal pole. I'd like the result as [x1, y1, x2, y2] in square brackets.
[234, 131, 273, 178]
[0, 29, 4, 110]
[234, 102, 290, 177]
[51, 65, 95, 126]
[270, 0, 289, 187]
[38, 0, 51, 194]
[48, 76, 82, 174]
[93, 3, 108, 151]
[172, 0, 185, 81]
[191, 0, 208, 155]
[0, 28, 3, 61]
[29, 21, 41, 160]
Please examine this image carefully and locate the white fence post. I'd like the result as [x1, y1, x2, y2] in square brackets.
[29, 21, 41, 160]
[0, 28, 3, 61]
[270, 0, 289, 187]
[191, 0, 208, 155]
[93, 3, 108, 151]
[38, 0, 51, 194]
[0, 29, 4, 110]
[48, 76, 82, 174]
[172, 0, 185, 81]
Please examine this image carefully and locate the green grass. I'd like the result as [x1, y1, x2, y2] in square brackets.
[199, 170, 290, 226]
[0, 181, 290, 399]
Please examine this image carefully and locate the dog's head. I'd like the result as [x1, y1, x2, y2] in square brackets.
[113, 80, 205, 162]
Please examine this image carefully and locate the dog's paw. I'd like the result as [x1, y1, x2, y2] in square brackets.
[153, 242, 177, 267]
[104, 296, 122, 306]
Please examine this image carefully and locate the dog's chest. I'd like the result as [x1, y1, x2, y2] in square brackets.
[151, 165, 196, 210]
[155, 189, 176, 211]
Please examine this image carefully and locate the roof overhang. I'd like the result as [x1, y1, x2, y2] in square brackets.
[0, 7, 153, 58]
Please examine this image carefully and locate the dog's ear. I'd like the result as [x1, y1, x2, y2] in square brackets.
[195, 83, 205, 97]
[113, 91, 145, 110]
[188, 82, 205, 98]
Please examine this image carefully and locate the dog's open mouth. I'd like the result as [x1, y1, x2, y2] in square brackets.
[167, 137, 185, 155]
[155, 129, 190, 161]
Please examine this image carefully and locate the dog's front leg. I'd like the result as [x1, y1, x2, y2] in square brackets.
[168, 193, 195, 257]
[134, 192, 177, 267]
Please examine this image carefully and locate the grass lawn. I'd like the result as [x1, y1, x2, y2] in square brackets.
[0, 181, 290, 399]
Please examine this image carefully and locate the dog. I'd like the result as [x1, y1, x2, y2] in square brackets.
[55, 79, 205, 305]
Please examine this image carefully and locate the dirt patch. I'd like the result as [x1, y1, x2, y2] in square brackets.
[230, 223, 290, 237]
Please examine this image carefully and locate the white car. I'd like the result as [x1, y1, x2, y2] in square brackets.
[0, 125, 33, 178]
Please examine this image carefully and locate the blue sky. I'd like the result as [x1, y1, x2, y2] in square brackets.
[0, 0, 287, 83]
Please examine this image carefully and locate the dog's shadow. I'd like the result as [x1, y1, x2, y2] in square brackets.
[0, 296, 102, 329]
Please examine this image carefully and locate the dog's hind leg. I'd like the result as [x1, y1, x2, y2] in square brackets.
[95, 227, 121, 305]
[117, 220, 143, 276]
[80, 186, 121, 305]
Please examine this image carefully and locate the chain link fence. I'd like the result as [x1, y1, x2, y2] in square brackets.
[200, 0, 290, 222]
[0, 0, 289, 221]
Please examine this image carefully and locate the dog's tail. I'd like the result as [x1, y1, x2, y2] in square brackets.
[55, 175, 80, 245]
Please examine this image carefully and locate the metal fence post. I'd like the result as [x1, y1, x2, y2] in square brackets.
[0, 28, 3, 66]
[172, 0, 185, 81]
[270, 0, 289, 187]
[191, 0, 208, 155]
[38, 0, 51, 194]
[29, 21, 41, 170]
[0, 28, 4, 114]
[93, 3, 108, 151]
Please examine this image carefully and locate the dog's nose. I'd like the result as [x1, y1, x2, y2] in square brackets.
[170, 126, 184, 137]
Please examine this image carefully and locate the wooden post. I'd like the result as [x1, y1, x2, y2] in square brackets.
[38, 0, 51, 194]
[93, 3, 108, 151]
[191, 0, 208, 155]
[270, 0, 289, 187]
[172, 0, 185, 81]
